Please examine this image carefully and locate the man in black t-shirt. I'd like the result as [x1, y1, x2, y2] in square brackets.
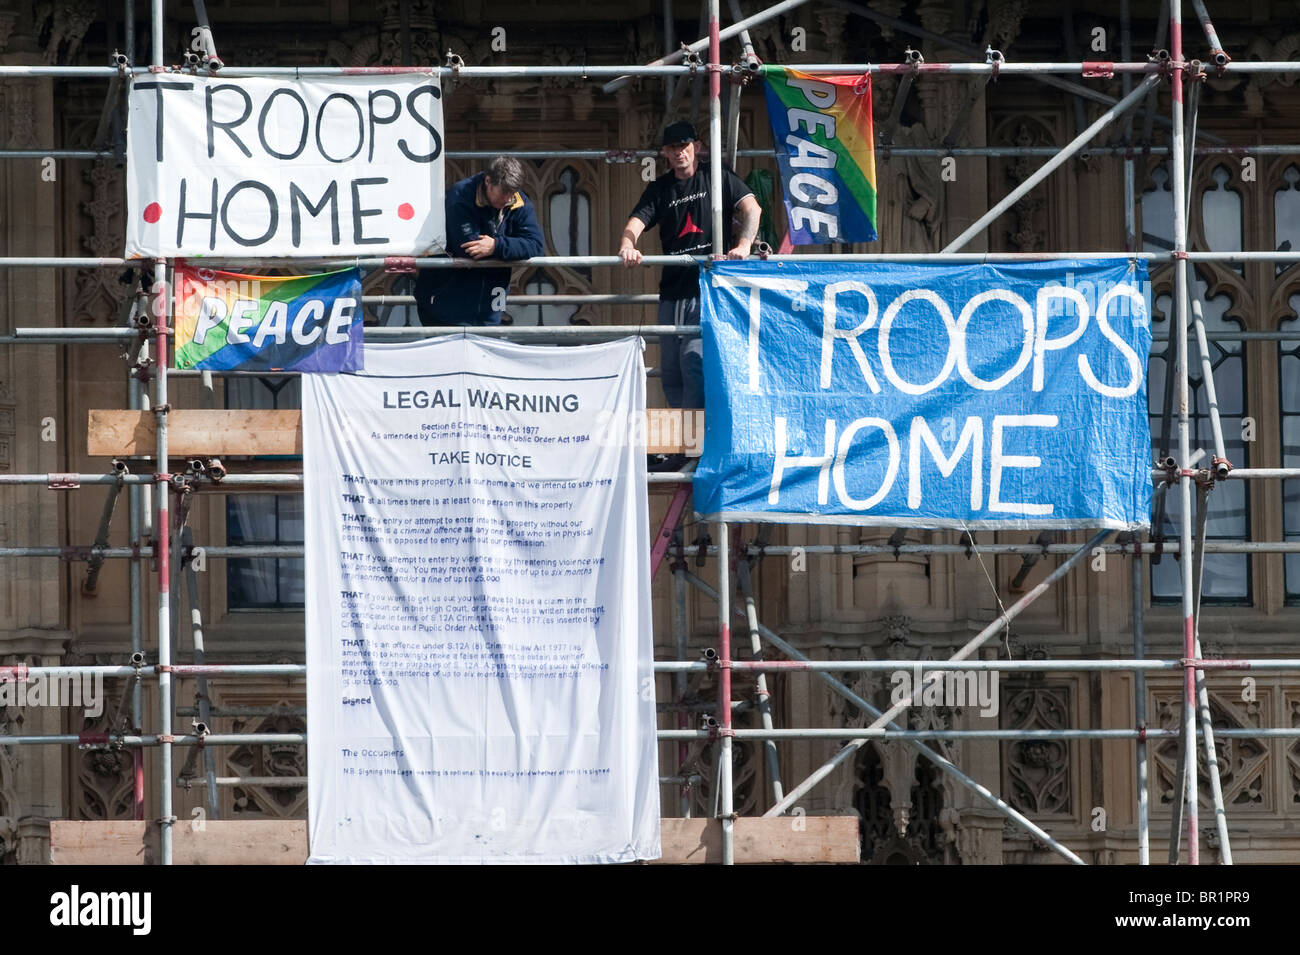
[619, 121, 760, 410]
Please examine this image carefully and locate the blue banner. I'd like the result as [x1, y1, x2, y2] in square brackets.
[694, 260, 1153, 529]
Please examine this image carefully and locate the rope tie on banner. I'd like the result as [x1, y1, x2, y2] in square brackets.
[852, 69, 871, 96]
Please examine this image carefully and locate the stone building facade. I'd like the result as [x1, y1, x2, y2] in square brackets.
[0, 0, 1297, 863]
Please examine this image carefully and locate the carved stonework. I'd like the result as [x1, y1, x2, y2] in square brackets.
[1002, 684, 1072, 815]
[880, 123, 945, 252]
[0, 380, 14, 473]
[994, 118, 1054, 251]
[857, 744, 959, 864]
[870, 1, 906, 42]
[0, 705, 20, 863]
[0, 11, 17, 52]
[985, 0, 1028, 51]
[1218, 34, 1300, 116]
[227, 711, 307, 817]
[71, 669, 136, 820]
[34, 0, 95, 64]
[72, 161, 130, 325]
[6, 80, 37, 148]
[679, 664, 765, 816]
[815, 10, 848, 63]
[1288, 695, 1300, 807]
[688, 739, 760, 818]
[916, 0, 954, 40]
[1153, 688, 1271, 812]
[841, 621, 961, 862]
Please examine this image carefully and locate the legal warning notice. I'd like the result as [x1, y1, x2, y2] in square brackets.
[302, 335, 659, 864]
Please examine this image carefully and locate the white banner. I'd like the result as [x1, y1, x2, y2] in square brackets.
[303, 336, 660, 864]
[126, 75, 445, 258]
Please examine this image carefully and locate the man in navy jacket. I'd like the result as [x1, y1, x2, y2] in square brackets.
[415, 156, 544, 325]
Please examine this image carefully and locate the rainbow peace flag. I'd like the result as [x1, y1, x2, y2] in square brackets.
[761, 66, 877, 245]
[173, 266, 364, 373]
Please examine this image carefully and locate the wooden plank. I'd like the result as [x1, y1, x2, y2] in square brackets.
[657, 817, 860, 864]
[89, 409, 705, 457]
[51, 820, 309, 865]
[52, 817, 857, 864]
[50, 820, 154, 865]
[87, 410, 303, 457]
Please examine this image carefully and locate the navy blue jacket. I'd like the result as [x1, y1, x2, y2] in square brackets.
[415, 173, 545, 325]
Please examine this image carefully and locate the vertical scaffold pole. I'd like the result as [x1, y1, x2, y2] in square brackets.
[708, 0, 733, 866]
[709, 0, 724, 251]
[672, 561, 692, 817]
[737, 559, 783, 806]
[154, 257, 173, 865]
[717, 522, 734, 865]
[1168, 0, 1200, 866]
[1133, 549, 1150, 865]
[151, 0, 163, 70]
[128, 361, 145, 819]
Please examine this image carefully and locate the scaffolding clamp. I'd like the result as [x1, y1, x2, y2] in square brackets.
[602, 149, 637, 164]
[960, 531, 975, 560]
[986, 47, 1003, 81]
[47, 473, 80, 490]
[445, 50, 464, 74]
[384, 256, 417, 274]
[682, 47, 703, 73]
[1212, 456, 1233, 481]
[110, 50, 131, 75]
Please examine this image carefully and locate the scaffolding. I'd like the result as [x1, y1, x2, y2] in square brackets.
[2, 0, 1300, 866]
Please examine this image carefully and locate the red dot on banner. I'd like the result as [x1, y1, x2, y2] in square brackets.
[143, 203, 162, 224]
[397, 203, 415, 220]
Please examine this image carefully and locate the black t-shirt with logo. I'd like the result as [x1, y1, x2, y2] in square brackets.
[630, 167, 754, 300]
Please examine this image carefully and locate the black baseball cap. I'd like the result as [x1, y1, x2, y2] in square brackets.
[662, 121, 698, 146]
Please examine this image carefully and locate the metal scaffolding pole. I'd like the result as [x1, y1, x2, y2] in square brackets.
[183, 532, 219, 820]
[943, 73, 1161, 252]
[153, 256, 174, 867]
[1190, 487, 1232, 862]
[764, 530, 1111, 819]
[1133, 550, 1150, 865]
[679, 571, 1087, 865]
[1169, 0, 1200, 866]
[736, 559, 783, 806]
[602, 0, 806, 92]
[672, 562, 692, 818]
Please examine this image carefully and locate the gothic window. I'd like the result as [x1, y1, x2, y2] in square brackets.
[1147, 282, 1250, 602]
[1282, 298, 1300, 603]
[1202, 165, 1244, 273]
[1142, 163, 1251, 602]
[1141, 164, 1174, 252]
[225, 376, 304, 610]
[1276, 166, 1300, 267]
[510, 270, 578, 327]
[548, 167, 592, 261]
